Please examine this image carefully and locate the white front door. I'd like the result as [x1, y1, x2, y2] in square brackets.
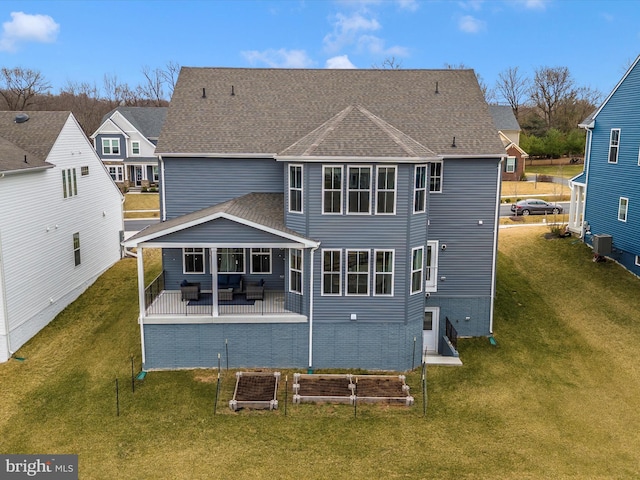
[423, 307, 439, 353]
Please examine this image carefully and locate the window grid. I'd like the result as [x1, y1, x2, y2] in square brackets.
[73, 233, 81, 266]
[411, 246, 424, 294]
[429, 161, 443, 193]
[183, 248, 205, 274]
[62, 168, 78, 198]
[609, 129, 620, 164]
[414, 165, 427, 213]
[132, 141, 140, 155]
[618, 197, 629, 222]
[289, 164, 303, 213]
[102, 138, 120, 155]
[81, 166, 89, 176]
[506, 157, 516, 173]
[346, 250, 370, 295]
[323, 166, 343, 214]
[376, 166, 396, 214]
[218, 248, 245, 273]
[374, 250, 394, 296]
[250, 248, 272, 274]
[425, 241, 438, 292]
[347, 166, 371, 214]
[290, 249, 303, 294]
[108, 166, 124, 182]
[322, 249, 342, 295]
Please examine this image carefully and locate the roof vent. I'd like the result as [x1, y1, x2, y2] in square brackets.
[435, 81, 439, 94]
[451, 136, 457, 148]
[15, 113, 29, 124]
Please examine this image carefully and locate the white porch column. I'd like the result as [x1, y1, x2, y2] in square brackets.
[136, 247, 146, 366]
[211, 247, 218, 317]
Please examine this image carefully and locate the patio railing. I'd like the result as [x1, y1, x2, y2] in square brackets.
[445, 316, 458, 350]
[144, 271, 165, 310]
[144, 289, 304, 317]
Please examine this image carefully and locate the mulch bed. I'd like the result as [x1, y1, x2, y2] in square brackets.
[235, 374, 278, 401]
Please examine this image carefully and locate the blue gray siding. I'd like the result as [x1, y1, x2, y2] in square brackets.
[583, 62, 640, 276]
[162, 157, 284, 218]
[95, 133, 126, 160]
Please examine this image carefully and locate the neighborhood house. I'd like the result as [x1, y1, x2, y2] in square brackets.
[124, 68, 506, 371]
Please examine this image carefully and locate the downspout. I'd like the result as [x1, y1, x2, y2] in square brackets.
[137, 246, 147, 367]
[159, 155, 166, 221]
[489, 157, 505, 334]
[308, 244, 319, 371]
[581, 129, 593, 238]
[0, 230, 12, 359]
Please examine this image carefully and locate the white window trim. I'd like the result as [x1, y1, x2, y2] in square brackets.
[131, 141, 141, 156]
[102, 138, 120, 156]
[108, 165, 124, 182]
[289, 249, 303, 295]
[637, 146, 640, 166]
[73, 232, 81, 267]
[635, 255, 640, 267]
[321, 249, 342, 296]
[217, 248, 246, 274]
[375, 165, 397, 215]
[183, 247, 205, 274]
[322, 165, 343, 215]
[618, 197, 629, 222]
[506, 156, 516, 173]
[374, 249, 394, 297]
[347, 165, 372, 215]
[250, 248, 272, 274]
[288, 164, 303, 214]
[414, 164, 427, 214]
[425, 241, 439, 292]
[429, 160, 443, 193]
[346, 249, 370, 296]
[608, 129, 620, 164]
[411, 246, 424, 295]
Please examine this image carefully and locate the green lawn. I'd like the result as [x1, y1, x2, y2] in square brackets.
[123, 193, 159, 218]
[2, 229, 640, 478]
[525, 164, 584, 178]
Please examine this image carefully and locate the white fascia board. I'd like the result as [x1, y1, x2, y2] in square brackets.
[91, 118, 130, 139]
[155, 152, 277, 159]
[123, 212, 318, 248]
[111, 112, 156, 149]
[438, 153, 506, 160]
[0, 165, 54, 176]
[578, 120, 595, 129]
[133, 241, 309, 249]
[275, 155, 439, 163]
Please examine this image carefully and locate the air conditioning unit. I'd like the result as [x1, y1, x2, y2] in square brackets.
[593, 234, 612, 256]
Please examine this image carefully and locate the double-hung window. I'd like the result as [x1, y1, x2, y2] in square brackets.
[132, 141, 140, 155]
[108, 166, 123, 182]
[429, 161, 443, 193]
[411, 246, 424, 294]
[289, 164, 303, 213]
[376, 166, 396, 214]
[414, 165, 427, 213]
[346, 250, 369, 295]
[609, 129, 620, 164]
[183, 248, 205, 274]
[218, 248, 244, 273]
[374, 250, 394, 296]
[289, 249, 303, 294]
[102, 138, 120, 155]
[618, 197, 629, 222]
[323, 166, 342, 214]
[322, 249, 341, 295]
[506, 157, 516, 173]
[425, 241, 438, 292]
[251, 248, 271, 274]
[347, 166, 371, 214]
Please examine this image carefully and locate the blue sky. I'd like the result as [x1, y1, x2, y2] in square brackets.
[0, 0, 639, 102]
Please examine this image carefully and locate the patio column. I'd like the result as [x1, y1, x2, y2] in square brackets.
[137, 247, 146, 319]
[210, 247, 218, 317]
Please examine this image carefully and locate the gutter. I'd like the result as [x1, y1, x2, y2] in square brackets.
[0, 230, 12, 359]
[159, 155, 166, 221]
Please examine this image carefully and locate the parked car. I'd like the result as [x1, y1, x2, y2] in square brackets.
[511, 199, 563, 216]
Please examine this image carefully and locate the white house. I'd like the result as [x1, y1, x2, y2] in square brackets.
[0, 111, 124, 362]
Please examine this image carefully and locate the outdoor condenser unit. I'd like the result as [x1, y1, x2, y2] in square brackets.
[593, 234, 612, 256]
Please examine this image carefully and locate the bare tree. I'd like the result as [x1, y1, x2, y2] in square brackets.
[0, 67, 51, 110]
[102, 73, 138, 108]
[495, 66, 530, 120]
[58, 80, 111, 136]
[444, 63, 492, 103]
[372, 56, 403, 69]
[530, 66, 575, 128]
[160, 61, 180, 98]
[137, 65, 165, 106]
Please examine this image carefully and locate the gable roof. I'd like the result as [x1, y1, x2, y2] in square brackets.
[579, 54, 640, 128]
[489, 105, 520, 132]
[124, 192, 318, 248]
[101, 107, 168, 139]
[0, 111, 70, 173]
[158, 68, 505, 158]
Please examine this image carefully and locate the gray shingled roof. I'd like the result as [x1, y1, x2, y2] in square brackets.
[125, 192, 317, 246]
[0, 111, 69, 173]
[157, 68, 505, 157]
[101, 107, 167, 139]
[489, 105, 520, 132]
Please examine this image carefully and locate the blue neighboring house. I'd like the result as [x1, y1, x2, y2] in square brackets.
[124, 68, 506, 372]
[568, 55, 640, 276]
[91, 107, 167, 189]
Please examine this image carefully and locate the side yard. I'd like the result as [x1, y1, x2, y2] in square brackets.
[0, 228, 639, 479]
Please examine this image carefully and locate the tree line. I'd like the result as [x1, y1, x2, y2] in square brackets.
[0, 62, 179, 136]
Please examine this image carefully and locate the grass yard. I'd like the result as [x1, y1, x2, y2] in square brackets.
[501, 180, 569, 203]
[123, 193, 159, 219]
[525, 164, 584, 179]
[2, 229, 640, 478]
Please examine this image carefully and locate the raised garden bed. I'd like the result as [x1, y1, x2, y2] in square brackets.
[229, 371, 280, 411]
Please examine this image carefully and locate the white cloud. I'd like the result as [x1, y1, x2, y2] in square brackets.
[512, 0, 548, 10]
[0, 11, 59, 52]
[357, 34, 409, 57]
[458, 15, 486, 33]
[325, 55, 357, 69]
[396, 0, 419, 11]
[323, 12, 381, 53]
[241, 48, 315, 68]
